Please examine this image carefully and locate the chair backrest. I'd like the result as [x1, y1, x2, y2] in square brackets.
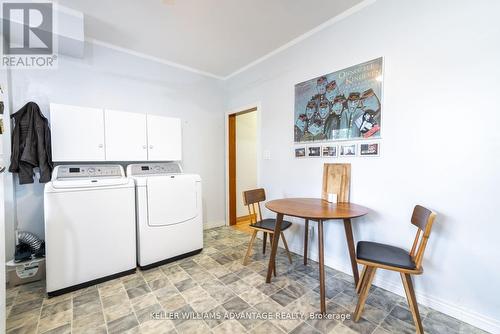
[409, 205, 437, 270]
[242, 188, 266, 224]
[322, 163, 351, 203]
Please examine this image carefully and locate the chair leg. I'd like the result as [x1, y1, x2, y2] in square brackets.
[281, 232, 293, 264]
[401, 273, 424, 334]
[356, 265, 367, 294]
[263, 232, 267, 254]
[354, 266, 376, 321]
[243, 230, 257, 265]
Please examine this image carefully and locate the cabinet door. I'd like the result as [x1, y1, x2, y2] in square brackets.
[147, 115, 182, 161]
[50, 103, 105, 161]
[104, 110, 147, 161]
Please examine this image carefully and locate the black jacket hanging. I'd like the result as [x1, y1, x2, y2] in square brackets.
[9, 102, 53, 184]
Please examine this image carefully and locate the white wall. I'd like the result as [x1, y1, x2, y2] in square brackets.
[6, 41, 227, 258]
[236, 111, 258, 217]
[0, 173, 5, 334]
[1, 67, 16, 268]
[1, 73, 8, 328]
[225, 0, 500, 332]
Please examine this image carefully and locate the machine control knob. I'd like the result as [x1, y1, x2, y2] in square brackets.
[154, 166, 161, 172]
[88, 168, 95, 174]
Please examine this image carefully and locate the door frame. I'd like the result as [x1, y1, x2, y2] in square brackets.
[224, 103, 261, 226]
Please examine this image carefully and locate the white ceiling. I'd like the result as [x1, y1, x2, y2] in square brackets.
[56, 0, 365, 78]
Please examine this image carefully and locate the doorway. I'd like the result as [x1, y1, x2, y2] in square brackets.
[227, 107, 258, 230]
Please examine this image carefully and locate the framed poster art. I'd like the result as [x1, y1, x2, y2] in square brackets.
[294, 57, 383, 143]
[307, 146, 321, 157]
[322, 145, 337, 157]
[339, 144, 357, 157]
[295, 147, 306, 158]
[360, 142, 380, 156]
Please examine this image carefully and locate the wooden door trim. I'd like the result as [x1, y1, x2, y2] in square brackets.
[228, 113, 236, 226]
[225, 105, 259, 227]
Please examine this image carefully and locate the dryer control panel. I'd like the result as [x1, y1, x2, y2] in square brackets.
[54, 165, 124, 180]
[127, 163, 182, 176]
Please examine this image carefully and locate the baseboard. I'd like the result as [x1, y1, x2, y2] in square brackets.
[204, 220, 226, 229]
[371, 275, 500, 334]
[283, 241, 500, 334]
[236, 214, 255, 224]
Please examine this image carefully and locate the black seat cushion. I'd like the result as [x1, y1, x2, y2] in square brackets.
[357, 241, 416, 270]
[251, 218, 292, 231]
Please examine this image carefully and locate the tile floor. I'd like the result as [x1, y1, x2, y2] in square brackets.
[6, 227, 488, 334]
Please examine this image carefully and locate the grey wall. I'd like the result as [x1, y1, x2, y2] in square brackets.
[7, 41, 227, 259]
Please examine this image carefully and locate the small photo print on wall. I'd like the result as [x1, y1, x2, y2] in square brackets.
[322, 145, 337, 157]
[295, 147, 306, 158]
[340, 144, 357, 157]
[307, 146, 321, 157]
[360, 142, 380, 156]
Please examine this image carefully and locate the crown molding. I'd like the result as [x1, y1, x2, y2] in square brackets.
[222, 0, 376, 80]
[87, 38, 225, 80]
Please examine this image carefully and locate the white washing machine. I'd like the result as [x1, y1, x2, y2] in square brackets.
[127, 163, 203, 269]
[44, 165, 136, 296]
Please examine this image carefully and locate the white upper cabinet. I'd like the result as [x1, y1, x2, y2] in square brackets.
[104, 110, 147, 161]
[147, 115, 182, 161]
[50, 104, 181, 162]
[50, 103, 105, 162]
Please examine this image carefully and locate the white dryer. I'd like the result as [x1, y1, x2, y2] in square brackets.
[127, 163, 203, 269]
[44, 165, 136, 296]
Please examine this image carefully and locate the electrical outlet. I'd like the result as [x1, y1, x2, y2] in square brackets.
[263, 150, 271, 160]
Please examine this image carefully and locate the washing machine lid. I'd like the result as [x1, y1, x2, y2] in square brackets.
[147, 175, 199, 226]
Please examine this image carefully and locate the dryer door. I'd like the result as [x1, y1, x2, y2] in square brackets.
[147, 175, 198, 226]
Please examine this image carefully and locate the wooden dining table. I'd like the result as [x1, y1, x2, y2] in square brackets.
[265, 198, 369, 313]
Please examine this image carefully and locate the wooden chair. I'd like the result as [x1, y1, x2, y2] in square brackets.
[353, 205, 437, 334]
[242, 188, 293, 267]
[303, 163, 351, 265]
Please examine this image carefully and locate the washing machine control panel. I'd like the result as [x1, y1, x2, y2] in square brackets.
[56, 165, 124, 179]
[128, 163, 182, 176]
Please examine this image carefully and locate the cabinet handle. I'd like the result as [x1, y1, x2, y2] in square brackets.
[143, 145, 147, 149]
[98, 144, 103, 148]
[149, 145, 154, 149]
